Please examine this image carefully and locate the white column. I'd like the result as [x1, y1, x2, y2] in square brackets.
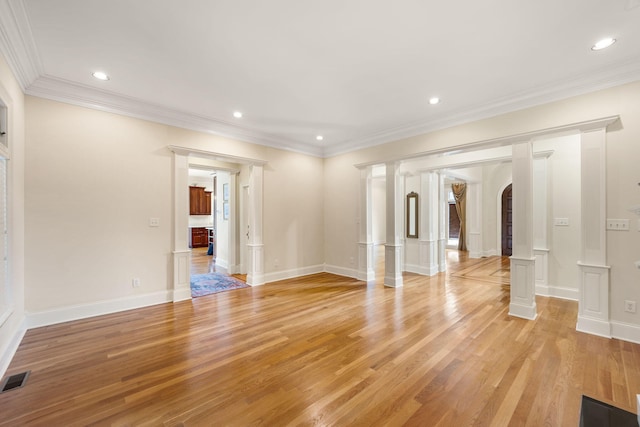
[172, 153, 192, 301]
[358, 166, 375, 283]
[384, 162, 403, 287]
[418, 172, 439, 275]
[467, 182, 482, 258]
[509, 141, 537, 320]
[247, 164, 265, 286]
[438, 172, 447, 272]
[576, 128, 610, 337]
[533, 157, 550, 295]
[227, 171, 239, 274]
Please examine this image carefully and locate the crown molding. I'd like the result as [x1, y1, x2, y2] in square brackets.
[26, 75, 325, 158]
[1, 0, 638, 159]
[325, 56, 640, 158]
[354, 115, 619, 169]
[168, 145, 267, 166]
[0, 0, 42, 90]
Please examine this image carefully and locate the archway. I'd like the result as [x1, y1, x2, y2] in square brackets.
[501, 183, 513, 256]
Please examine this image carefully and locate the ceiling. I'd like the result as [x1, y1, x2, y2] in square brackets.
[1, 0, 639, 157]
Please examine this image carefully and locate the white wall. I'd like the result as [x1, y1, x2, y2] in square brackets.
[404, 174, 420, 269]
[533, 135, 581, 295]
[325, 80, 640, 341]
[0, 53, 26, 376]
[215, 170, 230, 270]
[24, 96, 325, 317]
[371, 177, 386, 244]
[481, 162, 512, 256]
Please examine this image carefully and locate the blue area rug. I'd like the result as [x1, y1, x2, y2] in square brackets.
[190, 273, 249, 297]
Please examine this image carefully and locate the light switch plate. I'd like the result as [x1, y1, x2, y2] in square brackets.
[606, 219, 629, 230]
[554, 218, 569, 226]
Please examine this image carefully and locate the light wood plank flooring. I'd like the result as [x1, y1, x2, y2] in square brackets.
[1, 251, 639, 425]
[191, 247, 246, 282]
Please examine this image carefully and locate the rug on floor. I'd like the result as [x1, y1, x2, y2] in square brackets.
[190, 273, 249, 297]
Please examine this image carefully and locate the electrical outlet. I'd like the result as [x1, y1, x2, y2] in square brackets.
[554, 218, 569, 226]
[132, 278, 141, 288]
[149, 217, 160, 227]
[607, 219, 630, 230]
[625, 300, 637, 314]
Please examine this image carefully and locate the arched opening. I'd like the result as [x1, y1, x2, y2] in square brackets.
[501, 183, 513, 256]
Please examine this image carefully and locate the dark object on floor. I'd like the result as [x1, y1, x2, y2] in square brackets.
[207, 243, 214, 255]
[1, 371, 30, 393]
[580, 395, 638, 427]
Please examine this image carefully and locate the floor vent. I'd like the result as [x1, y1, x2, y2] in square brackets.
[1, 370, 30, 393]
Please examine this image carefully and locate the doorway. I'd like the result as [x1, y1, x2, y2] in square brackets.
[501, 184, 513, 256]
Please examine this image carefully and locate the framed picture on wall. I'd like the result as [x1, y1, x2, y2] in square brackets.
[223, 202, 229, 220]
[223, 183, 229, 201]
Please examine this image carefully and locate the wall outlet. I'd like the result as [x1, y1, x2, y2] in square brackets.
[554, 218, 569, 226]
[607, 219, 630, 230]
[149, 217, 160, 227]
[132, 278, 141, 288]
[625, 300, 636, 313]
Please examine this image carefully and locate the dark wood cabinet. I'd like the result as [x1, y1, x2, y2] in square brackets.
[204, 191, 212, 215]
[189, 186, 212, 215]
[190, 227, 208, 248]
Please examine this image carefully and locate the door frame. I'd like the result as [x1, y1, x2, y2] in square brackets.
[501, 183, 513, 256]
[169, 145, 267, 300]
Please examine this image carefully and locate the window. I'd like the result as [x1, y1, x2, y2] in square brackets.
[0, 96, 9, 325]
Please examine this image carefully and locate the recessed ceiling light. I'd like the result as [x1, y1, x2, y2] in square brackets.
[92, 71, 109, 81]
[591, 37, 616, 51]
[233, 111, 243, 118]
[429, 97, 440, 105]
[316, 135, 324, 141]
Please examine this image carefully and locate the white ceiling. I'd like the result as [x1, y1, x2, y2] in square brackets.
[1, 0, 639, 157]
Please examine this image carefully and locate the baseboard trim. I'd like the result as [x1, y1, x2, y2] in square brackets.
[215, 258, 228, 274]
[611, 321, 640, 344]
[323, 264, 359, 280]
[26, 291, 173, 329]
[404, 263, 438, 276]
[0, 316, 27, 379]
[509, 302, 538, 320]
[576, 316, 612, 339]
[172, 288, 192, 302]
[264, 265, 325, 284]
[535, 284, 579, 301]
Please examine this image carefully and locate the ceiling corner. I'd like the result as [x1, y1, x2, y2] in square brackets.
[0, 0, 43, 90]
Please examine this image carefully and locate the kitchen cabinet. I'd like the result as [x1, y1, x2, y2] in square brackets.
[190, 227, 208, 248]
[189, 186, 212, 215]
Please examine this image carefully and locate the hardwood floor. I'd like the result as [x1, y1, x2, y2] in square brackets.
[191, 247, 246, 282]
[2, 251, 639, 426]
[190, 246, 217, 275]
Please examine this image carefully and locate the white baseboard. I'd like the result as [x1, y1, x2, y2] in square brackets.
[483, 249, 498, 257]
[611, 321, 640, 344]
[26, 291, 173, 329]
[535, 284, 579, 301]
[264, 264, 325, 284]
[509, 302, 538, 320]
[215, 258, 228, 274]
[172, 288, 192, 302]
[404, 263, 438, 276]
[577, 316, 612, 339]
[0, 316, 27, 379]
[323, 264, 359, 280]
